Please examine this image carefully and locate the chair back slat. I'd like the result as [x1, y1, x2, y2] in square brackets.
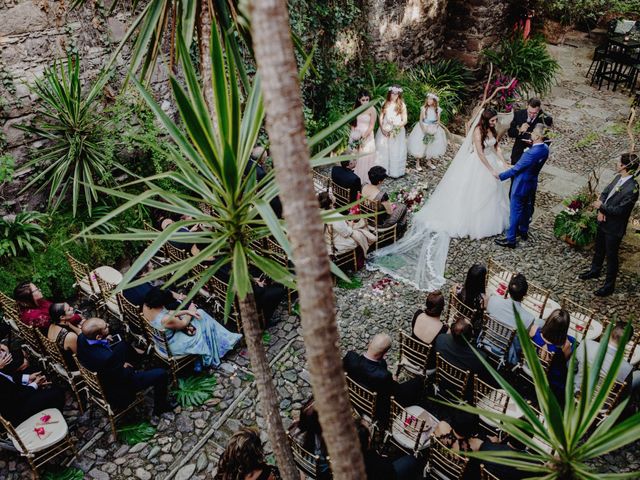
[0, 414, 29, 453]
[429, 436, 469, 480]
[95, 275, 120, 316]
[447, 287, 476, 324]
[312, 170, 330, 193]
[0, 291, 20, 331]
[73, 354, 112, 413]
[480, 465, 501, 480]
[388, 399, 429, 454]
[346, 375, 378, 420]
[599, 378, 627, 416]
[265, 237, 289, 268]
[478, 313, 516, 367]
[65, 252, 94, 295]
[164, 242, 189, 263]
[473, 375, 508, 414]
[396, 331, 431, 377]
[486, 258, 513, 298]
[288, 433, 323, 478]
[331, 180, 351, 207]
[36, 329, 69, 370]
[141, 319, 173, 359]
[15, 321, 44, 356]
[521, 281, 550, 319]
[561, 296, 595, 342]
[435, 353, 470, 401]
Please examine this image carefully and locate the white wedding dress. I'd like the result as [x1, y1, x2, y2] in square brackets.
[368, 114, 510, 290]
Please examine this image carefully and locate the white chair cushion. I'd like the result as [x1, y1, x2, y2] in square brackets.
[11, 408, 68, 453]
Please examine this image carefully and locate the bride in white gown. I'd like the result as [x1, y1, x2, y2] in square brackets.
[368, 108, 510, 290]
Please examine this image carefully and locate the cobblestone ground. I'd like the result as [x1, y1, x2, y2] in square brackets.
[1, 32, 639, 479]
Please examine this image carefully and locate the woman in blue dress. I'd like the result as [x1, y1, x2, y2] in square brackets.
[142, 289, 242, 371]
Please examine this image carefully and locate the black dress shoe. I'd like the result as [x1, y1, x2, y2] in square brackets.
[579, 270, 600, 280]
[495, 238, 516, 248]
[594, 286, 614, 297]
[519, 231, 529, 241]
[154, 398, 179, 415]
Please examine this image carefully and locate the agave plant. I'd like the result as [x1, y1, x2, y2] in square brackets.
[0, 212, 47, 258]
[451, 311, 640, 479]
[17, 55, 117, 216]
[481, 32, 560, 96]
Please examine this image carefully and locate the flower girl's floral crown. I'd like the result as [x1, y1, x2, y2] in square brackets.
[427, 92, 439, 101]
[388, 86, 403, 94]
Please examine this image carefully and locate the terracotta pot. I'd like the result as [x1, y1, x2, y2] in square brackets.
[560, 235, 594, 250]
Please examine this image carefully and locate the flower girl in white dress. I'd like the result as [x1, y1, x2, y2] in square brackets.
[407, 93, 448, 171]
[375, 86, 408, 178]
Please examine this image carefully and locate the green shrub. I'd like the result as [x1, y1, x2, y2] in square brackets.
[482, 32, 560, 96]
[0, 212, 47, 258]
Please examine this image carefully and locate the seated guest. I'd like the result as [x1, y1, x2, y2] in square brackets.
[160, 215, 196, 252]
[331, 158, 362, 205]
[76, 318, 175, 415]
[214, 428, 280, 480]
[343, 333, 423, 423]
[361, 166, 408, 230]
[289, 399, 330, 479]
[123, 262, 185, 307]
[0, 343, 30, 377]
[0, 351, 64, 425]
[575, 321, 640, 399]
[529, 309, 575, 406]
[475, 433, 532, 480]
[486, 273, 536, 364]
[48, 303, 82, 370]
[454, 264, 487, 333]
[142, 289, 242, 372]
[13, 282, 82, 330]
[429, 317, 496, 396]
[318, 191, 376, 267]
[356, 420, 419, 480]
[412, 290, 448, 344]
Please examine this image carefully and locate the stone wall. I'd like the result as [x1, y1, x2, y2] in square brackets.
[444, 0, 511, 66]
[365, 0, 449, 67]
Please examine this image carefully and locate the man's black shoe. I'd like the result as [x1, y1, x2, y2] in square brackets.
[594, 286, 614, 297]
[153, 398, 179, 416]
[519, 231, 529, 241]
[579, 270, 600, 280]
[495, 238, 516, 248]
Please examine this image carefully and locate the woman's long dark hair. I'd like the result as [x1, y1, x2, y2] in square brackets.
[214, 428, 266, 480]
[351, 90, 371, 127]
[13, 281, 37, 309]
[48, 303, 67, 325]
[461, 264, 487, 310]
[297, 400, 327, 456]
[541, 309, 570, 345]
[478, 108, 498, 148]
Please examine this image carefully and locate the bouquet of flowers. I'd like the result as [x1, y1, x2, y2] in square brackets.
[395, 188, 426, 213]
[348, 137, 364, 150]
[553, 193, 598, 247]
[423, 133, 435, 145]
[390, 126, 402, 138]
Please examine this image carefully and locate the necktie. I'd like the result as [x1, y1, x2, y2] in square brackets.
[606, 179, 624, 203]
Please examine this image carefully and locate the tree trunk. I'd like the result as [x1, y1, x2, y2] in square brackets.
[199, 0, 217, 121]
[236, 293, 299, 480]
[248, 1, 367, 478]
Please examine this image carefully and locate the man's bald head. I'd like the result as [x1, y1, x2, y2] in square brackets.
[82, 318, 109, 340]
[367, 333, 392, 360]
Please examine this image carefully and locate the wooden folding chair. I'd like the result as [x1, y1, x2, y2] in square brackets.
[359, 198, 398, 250]
[116, 292, 151, 351]
[0, 290, 21, 333]
[480, 465, 501, 480]
[486, 258, 514, 298]
[624, 329, 640, 364]
[427, 436, 469, 480]
[345, 375, 379, 434]
[597, 378, 628, 423]
[35, 330, 86, 414]
[561, 296, 596, 342]
[326, 224, 359, 272]
[206, 275, 245, 333]
[140, 320, 197, 387]
[518, 339, 554, 387]
[477, 313, 517, 369]
[395, 331, 432, 378]
[164, 241, 189, 263]
[73, 355, 145, 440]
[521, 281, 550, 320]
[473, 375, 509, 436]
[446, 286, 476, 325]
[265, 237, 296, 314]
[288, 433, 328, 479]
[434, 353, 470, 402]
[0, 410, 76, 479]
[95, 275, 121, 321]
[383, 398, 434, 456]
[331, 180, 352, 207]
[312, 169, 331, 194]
[65, 252, 98, 301]
[13, 321, 47, 369]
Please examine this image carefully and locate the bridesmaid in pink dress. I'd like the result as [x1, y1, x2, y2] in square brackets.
[350, 91, 378, 185]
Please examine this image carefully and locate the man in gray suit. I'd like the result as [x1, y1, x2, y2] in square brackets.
[574, 321, 640, 400]
[485, 274, 537, 365]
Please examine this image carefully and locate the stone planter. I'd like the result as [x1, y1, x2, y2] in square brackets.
[496, 111, 514, 139]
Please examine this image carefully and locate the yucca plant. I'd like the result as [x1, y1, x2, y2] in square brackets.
[0, 212, 47, 258]
[17, 55, 117, 216]
[450, 311, 640, 479]
[482, 32, 560, 97]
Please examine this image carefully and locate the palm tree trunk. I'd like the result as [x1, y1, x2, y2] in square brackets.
[248, 0, 367, 478]
[198, 0, 217, 120]
[236, 293, 299, 480]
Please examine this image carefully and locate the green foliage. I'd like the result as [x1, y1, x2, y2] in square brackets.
[453, 311, 640, 479]
[610, 0, 640, 15]
[0, 212, 47, 258]
[554, 194, 599, 247]
[538, 0, 609, 27]
[482, 33, 560, 96]
[117, 421, 157, 445]
[336, 275, 363, 289]
[0, 154, 14, 182]
[575, 131, 599, 148]
[43, 467, 85, 480]
[17, 54, 117, 215]
[172, 375, 217, 407]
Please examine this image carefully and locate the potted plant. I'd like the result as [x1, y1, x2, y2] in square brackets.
[553, 193, 598, 248]
[490, 74, 520, 137]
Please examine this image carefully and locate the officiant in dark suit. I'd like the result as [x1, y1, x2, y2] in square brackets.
[580, 153, 639, 296]
[507, 98, 553, 165]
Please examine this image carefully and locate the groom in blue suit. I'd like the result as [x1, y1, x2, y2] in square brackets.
[495, 125, 549, 248]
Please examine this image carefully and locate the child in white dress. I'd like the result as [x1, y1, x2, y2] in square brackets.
[375, 85, 408, 178]
[407, 93, 448, 170]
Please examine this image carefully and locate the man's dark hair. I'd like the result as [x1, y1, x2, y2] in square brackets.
[621, 153, 639, 175]
[425, 290, 445, 317]
[340, 159, 350, 168]
[508, 273, 528, 302]
[611, 321, 632, 345]
[528, 98, 541, 108]
[368, 166, 388, 185]
[451, 317, 473, 342]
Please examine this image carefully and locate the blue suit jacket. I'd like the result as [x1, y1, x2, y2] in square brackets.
[499, 143, 549, 197]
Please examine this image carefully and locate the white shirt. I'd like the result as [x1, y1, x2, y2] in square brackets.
[606, 175, 632, 203]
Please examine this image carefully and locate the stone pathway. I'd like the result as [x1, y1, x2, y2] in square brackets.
[1, 31, 639, 479]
